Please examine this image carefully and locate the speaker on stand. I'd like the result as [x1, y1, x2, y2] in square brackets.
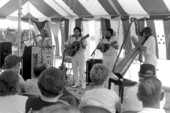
[0, 42, 12, 68]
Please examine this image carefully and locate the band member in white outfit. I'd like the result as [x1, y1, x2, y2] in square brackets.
[132, 27, 157, 68]
[99, 28, 119, 72]
[65, 27, 87, 89]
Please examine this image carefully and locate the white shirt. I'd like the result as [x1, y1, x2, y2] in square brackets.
[101, 36, 118, 57]
[143, 36, 157, 67]
[80, 88, 119, 113]
[138, 107, 166, 113]
[0, 95, 28, 113]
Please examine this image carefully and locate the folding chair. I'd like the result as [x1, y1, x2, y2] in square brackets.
[80, 105, 111, 113]
[122, 110, 138, 113]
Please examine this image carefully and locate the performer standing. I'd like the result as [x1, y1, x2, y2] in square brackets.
[36, 29, 53, 68]
[65, 27, 87, 89]
[98, 28, 119, 72]
[132, 27, 157, 67]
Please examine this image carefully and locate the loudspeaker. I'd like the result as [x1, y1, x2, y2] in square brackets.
[0, 42, 12, 67]
[22, 46, 32, 80]
[86, 59, 102, 83]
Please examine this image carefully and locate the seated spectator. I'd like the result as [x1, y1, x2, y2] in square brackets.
[123, 64, 165, 112]
[79, 63, 121, 113]
[0, 69, 28, 113]
[25, 67, 68, 113]
[59, 89, 79, 108]
[38, 103, 80, 113]
[137, 76, 166, 113]
[4, 54, 25, 93]
[24, 64, 47, 96]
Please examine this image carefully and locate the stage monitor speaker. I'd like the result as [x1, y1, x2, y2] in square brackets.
[22, 46, 41, 80]
[22, 46, 32, 80]
[0, 42, 12, 68]
[86, 59, 102, 83]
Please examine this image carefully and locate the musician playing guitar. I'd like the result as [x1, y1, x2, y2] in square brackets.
[97, 28, 119, 73]
[65, 27, 87, 89]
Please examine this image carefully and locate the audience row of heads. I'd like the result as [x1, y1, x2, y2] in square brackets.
[0, 54, 66, 98]
[0, 66, 65, 97]
[0, 54, 163, 110]
[90, 63, 163, 108]
[89, 63, 157, 86]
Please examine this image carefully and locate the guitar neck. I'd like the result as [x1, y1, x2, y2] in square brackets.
[77, 34, 89, 43]
[61, 49, 66, 66]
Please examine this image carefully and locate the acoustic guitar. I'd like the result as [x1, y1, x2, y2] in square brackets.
[66, 34, 89, 57]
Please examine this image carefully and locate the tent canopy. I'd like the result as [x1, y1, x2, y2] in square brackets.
[1, 0, 170, 60]
[0, 0, 170, 20]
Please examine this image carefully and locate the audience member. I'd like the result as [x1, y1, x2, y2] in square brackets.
[59, 89, 79, 108]
[137, 76, 166, 113]
[25, 67, 68, 113]
[24, 64, 47, 96]
[123, 64, 165, 112]
[79, 63, 121, 113]
[38, 103, 80, 113]
[0, 70, 28, 113]
[4, 54, 25, 93]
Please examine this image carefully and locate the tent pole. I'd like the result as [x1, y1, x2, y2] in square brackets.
[117, 16, 121, 45]
[18, 0, 22, 56]
[28, 0, 31, 43]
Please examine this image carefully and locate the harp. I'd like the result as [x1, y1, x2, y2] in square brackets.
[113, 17, 145, 77]
[109, 18, 146, 103]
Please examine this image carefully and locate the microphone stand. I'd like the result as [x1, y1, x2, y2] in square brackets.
[90, 37, 104, 57]
[90, 38, 104, 70]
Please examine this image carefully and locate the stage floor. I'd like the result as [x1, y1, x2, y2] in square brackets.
[54, 58, 170, 87]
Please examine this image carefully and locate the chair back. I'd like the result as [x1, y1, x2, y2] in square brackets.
[122, 110, 138, 113]
[80, 105, 111, 113]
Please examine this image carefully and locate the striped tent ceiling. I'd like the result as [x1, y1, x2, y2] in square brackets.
[0, 0, 170, 20]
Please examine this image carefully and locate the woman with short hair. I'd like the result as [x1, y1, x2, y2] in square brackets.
[0, 69, 28, 113]
[79, 64, 121, 113]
